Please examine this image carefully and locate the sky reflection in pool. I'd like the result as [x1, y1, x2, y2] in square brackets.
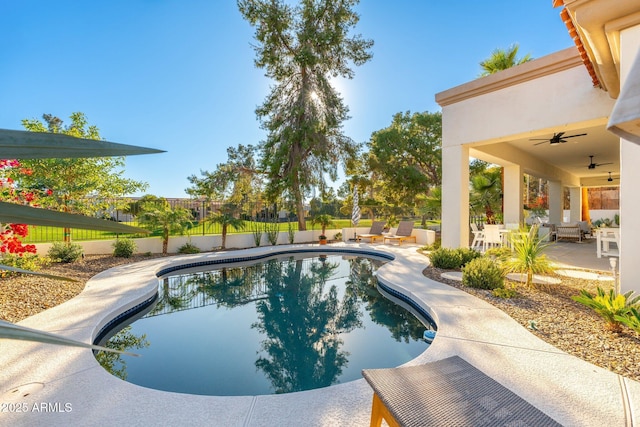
[97, 253, 431, 396]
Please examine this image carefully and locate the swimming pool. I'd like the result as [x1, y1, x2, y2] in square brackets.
[95, 252, 433, 396]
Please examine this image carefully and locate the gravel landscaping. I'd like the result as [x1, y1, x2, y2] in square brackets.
[1, 252, 639, 383]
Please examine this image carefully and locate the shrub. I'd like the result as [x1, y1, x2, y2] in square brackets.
[492, 286, 519, 299]
[462, 257, 504, 290]
[178, 242, 200, 254]
[428, 248, 462, 269]
[113, 238, 136, 258]
[421, 239, 441, 251]
[573, 287, 640, 333]
[48, 242, 83, 263]
[484, 246, 512, 262]
[0, 253, 48, 276]
[287, 222, 295, 244]
[457, 247, 482, 266]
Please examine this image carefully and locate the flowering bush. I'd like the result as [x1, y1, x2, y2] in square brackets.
[0, 159, 47, 256]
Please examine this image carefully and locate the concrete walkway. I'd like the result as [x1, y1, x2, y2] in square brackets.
[0, 243, 637, 426]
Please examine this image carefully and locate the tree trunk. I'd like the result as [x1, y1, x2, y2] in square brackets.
[221, 225, 227, 249]
[292, 173, 306, 231]
[162, 228, 169, 254]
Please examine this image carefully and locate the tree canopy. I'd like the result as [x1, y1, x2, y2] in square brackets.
[13, 112, 147, 215]
[238, 0, 373, 230]
[364, 111, 442, 218]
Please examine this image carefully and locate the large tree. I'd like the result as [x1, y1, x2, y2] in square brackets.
[238, 0, 373, 230]
[479, 43, 532, 77]
[13, 113, 148, 240]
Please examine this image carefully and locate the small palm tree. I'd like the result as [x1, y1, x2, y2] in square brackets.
[311, 214, 334, 239]
[504, 224, 553, 288]
[138, 197, 194, 254]
[207, 212, 245, 249]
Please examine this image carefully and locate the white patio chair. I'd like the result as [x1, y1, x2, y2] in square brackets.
[483, 224, 503, 251]
[470, 223, 484, 250]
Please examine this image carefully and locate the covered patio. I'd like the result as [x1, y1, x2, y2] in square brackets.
[436, 0, 640, 294]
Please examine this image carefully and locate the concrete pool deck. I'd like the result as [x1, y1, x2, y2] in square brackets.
[0, 243, 638, 426]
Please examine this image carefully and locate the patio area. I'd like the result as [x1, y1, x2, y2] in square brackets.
[0, 242, 637, 426]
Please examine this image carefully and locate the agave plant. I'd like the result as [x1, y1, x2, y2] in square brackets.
[0, 129, 161, 353]
[573, 287, 640, 333]
[504, 224, 553, 288]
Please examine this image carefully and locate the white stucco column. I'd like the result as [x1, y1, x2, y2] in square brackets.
[502, 165, 522, 225]
[617, 25, 640, 294]
[569, 187, 581, 222]
[547, 181, 563, 224]
[442, 144, 469, 248]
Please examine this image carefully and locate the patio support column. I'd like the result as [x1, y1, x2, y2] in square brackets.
[618, 25, 640, 294]
[569, 187, 581, 223]
[502, 165, 523, 225]
[547, 181, 563, 224]
[442, 144, 469, 249]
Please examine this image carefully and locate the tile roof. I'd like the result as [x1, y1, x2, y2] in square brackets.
[554, 3, 601, 88]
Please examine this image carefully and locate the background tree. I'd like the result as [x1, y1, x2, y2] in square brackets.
[186, 144, 263, 213]
[238, 0, 373, 231]
[12, 113, 148, 241]
[479, 43, 532, 76]
[469, 163, 503, 223]
[366, 111, 442, 221]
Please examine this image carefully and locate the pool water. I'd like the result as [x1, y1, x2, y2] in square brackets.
[96, 253, 431, 396]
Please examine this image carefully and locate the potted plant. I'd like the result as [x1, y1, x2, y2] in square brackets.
[312, 214, 334, 245]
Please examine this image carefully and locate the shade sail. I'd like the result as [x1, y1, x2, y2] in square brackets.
[0, 129, 165, 159]
[607, 51, 640, 144]
[0, 201, 148, 233]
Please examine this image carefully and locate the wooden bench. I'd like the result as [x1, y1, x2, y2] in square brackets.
[362, 356, 560, 426]
[555, 225, 582, 242]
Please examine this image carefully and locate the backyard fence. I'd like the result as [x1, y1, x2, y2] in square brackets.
[21, 197, 429, 243]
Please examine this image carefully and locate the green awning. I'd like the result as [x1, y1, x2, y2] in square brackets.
[0, 129, 165, 159]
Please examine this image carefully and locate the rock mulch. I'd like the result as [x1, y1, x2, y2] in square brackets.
[423, 264, 640, 382]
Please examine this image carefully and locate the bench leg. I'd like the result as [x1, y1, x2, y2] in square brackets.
[370, 393, 400, 427]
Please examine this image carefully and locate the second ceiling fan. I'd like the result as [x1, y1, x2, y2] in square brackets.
[587, 155, 613, 170]
[531, 132, 587, 146]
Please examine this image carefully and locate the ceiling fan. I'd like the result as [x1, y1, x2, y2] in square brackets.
[606, 172, 620, 182]
[531, 132, 587, 146]
[587, 155, 613, 170]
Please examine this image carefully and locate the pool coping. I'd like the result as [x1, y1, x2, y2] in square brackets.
[1, 243, 638, 426]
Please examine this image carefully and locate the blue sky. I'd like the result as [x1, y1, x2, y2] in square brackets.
[1, 1, 573, 198]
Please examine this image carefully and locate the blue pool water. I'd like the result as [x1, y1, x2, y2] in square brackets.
[96, 252, 432, 396]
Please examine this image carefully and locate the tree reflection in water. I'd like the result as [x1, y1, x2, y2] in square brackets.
[347, 257, 427, 342]
[96, 326, 149, 380]
[253, 257, 362, 393]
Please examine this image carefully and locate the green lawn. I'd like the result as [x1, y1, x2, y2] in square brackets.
[23, 218, 439, 243]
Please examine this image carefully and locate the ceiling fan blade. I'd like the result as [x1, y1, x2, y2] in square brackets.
[563, 133, 587, 138]
[596, 162, 614, 167]
[555, 132, 565, 138]
[533, 140, 549, 146]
